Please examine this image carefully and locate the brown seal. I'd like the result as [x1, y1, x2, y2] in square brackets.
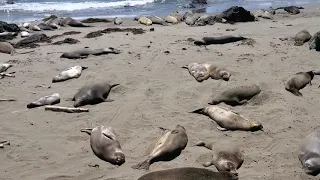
[137, 167, 239, 180]
[182, 63, 231, 82]
[196, 141, 244, 175]
[294, 30, 312, 46]
[81, 126, 125, 166]
[285, 71, 314, 96]
[0, 42, 14, 55]
[190, 105, 263, 131]
[132, 125, 188, 170]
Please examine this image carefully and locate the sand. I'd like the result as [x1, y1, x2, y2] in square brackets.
[1, 5, 320, 180]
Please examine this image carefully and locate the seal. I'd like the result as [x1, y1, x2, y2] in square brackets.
[37, 22, 54, 30]
[138, 17, 152, 26]
[27, 93, 60, 108]
[294, 30, 312, 46]
[309, 31, 320, 51]
[71, 82, 119, 107]
[137, 167, 239, 180]
[183, 12, 201, 25]
[80, 126, 125, 166]
[190, 105, 263, 131]
[285, 71, 314, 96]
[132, 125, 188, 170]
[196, 141, 244, 175]
[21, 31, 29, 37]
[275, 6, 304, 15]
[171, 11, 182, 22]
[60, 47, 121, 59]
[165, 15, 178, 24]
[208, 84, 261, 106]
[182, 63, 231, 82]
[298, 129, 320, 176]
[52, 65, 88, 83]
[59, 17, 90, 27]
[146, 15, 167, 25]
[114, 17, 123, 25]
[0, 63, 13, 73]
[194, 35, 247, 45]
[0, 42, 14, 55]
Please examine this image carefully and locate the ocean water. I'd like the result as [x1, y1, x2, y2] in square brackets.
[0, 0, 319, 23]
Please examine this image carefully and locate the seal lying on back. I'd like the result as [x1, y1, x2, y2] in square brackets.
[60, 47, 121, 59]
[137, 167, 239, 180]
[182, 63, 231, 82]
[285, 71, 314, 96]
[52, 65, 88, 83]
[194, 35, 247, 45]
[81, 126, 125, 166]
[294, 30, 312, 46]
[27, 93, 60, 108]
[0, 42, 14, 55]
[209, 84, 261, 106]
[71, 82, 119, 107]
[190, 105, 263, 131]
[132, 125, 188, 170]
[196, 141, 244, 175]
[298, 129, 320, 176]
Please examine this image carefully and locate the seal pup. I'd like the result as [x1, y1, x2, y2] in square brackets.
[285, 71, 314, 96]
[0, 42, 14, 55]
[137, 167, 239, 180]
[52, 65, 88, 83]
[60, 47, 121, 59]
[132, 125, 188, 170]
[294, 30, 312, 46]
[194, 35, 247, 45]
[190, 105, 263, 131]
[298, 129, 320, 176]
[182, 63, 231, 82]
[165, 15, 178, 24]
[0, 63, 13, 73]
[196, 141, 244, 175]
[114, 17, 123, 25]
[80, 126, 125, 166]
[138, 17, 152, 26]
[70, 82, 119, 107]
[27, 93, 60, 108]
[209, 84, 261, 106]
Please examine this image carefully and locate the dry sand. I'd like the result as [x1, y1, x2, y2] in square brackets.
[1, 5, 320, 180]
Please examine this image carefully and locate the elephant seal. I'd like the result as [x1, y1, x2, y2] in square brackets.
[294, 30, 312, 46]
[275, 6, 304, 15]
[138, 17, 152, 26]
[196, 141, 244, 175]
[137, 167, 239, 180]
[298, 129, 320, 176]
[52, 65, 88, 83]
[81, 126, 125, 166]
[132, 125, 188, 170]
[59, 17, 90, 27]
[37, 22, 54, 30]
[71, 82, 119, 107]
[0, 42, 14, 55]
[209, 84, 261, 106]
[60, 47, 121, 59]
[21, 31, 29, 37]
[114, 17, 123, 25]
[165, 15, 178, 24]
[190, 105, 263, 131]
[171, 11, 182, 22]
[182, 63, 231, 82]
[0, 63, 13, 73]
[146, 15, 167, 25]
[194, 35, 247, 45]
[183, 12, 201, 25]
[27, 93, 60, 108]
[285, 71, 314, 96]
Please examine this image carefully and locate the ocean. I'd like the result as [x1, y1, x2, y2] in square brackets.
[0, 0, 319, 23]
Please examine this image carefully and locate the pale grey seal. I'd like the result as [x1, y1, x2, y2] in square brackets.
[182, 63, 231, 82]
[52, 65, 88, 83]
[27, 93, 60, 108]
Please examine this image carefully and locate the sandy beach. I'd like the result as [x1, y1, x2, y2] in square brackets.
[1, 5, 320, 180]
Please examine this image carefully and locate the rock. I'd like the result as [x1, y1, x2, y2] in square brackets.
[0, 21, 20, 33]
[165, 16, 178, 24]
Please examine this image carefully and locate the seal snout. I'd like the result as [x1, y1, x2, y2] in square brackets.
[113, 152, 125, 165]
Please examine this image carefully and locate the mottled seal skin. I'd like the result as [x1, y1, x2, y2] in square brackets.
[298, 129, 320, 176]
[294, 30, 312, 46]
[71, 82, 119, 107]
[190, 105, 263, 131]
[81, 126, 125, 166]
[196, 141, 244, 175]
[285, 71, 314, 96]
[27, 93, 60, 108]
[137, 167, 239, 180]
[194, 35, 246, 45]
[52, 65, 88, 83]
[132, 125, 188, 170]
[182, 63, 231, 82]
[60, 47, 121, 59]
[209, 84, 261, 106]
[0, 42, 14, 55]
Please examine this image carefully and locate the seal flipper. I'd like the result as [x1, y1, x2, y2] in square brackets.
[203, 161, 214, 167]
[190, 108, 205, 114]
[196, 141, 213, 150]
[217, 126, 227, 131]
[181, 65, 188, 69]
[81, 66, 88, 70]
[104, 99, 114, 102]
[111, 84, 120, 88]
[132, 159, 151, 170]
[80, 128, 93, 135]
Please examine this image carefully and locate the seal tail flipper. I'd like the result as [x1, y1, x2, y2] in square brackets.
[195, 141, 213, 150]
[81, 66, 88, 70]
[190, 108, 204, 114]
[131, 159, 151, 170]
[181, 65, 188, 69]
[80, 128, 93, 135]
[111, 84, 120, 88]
